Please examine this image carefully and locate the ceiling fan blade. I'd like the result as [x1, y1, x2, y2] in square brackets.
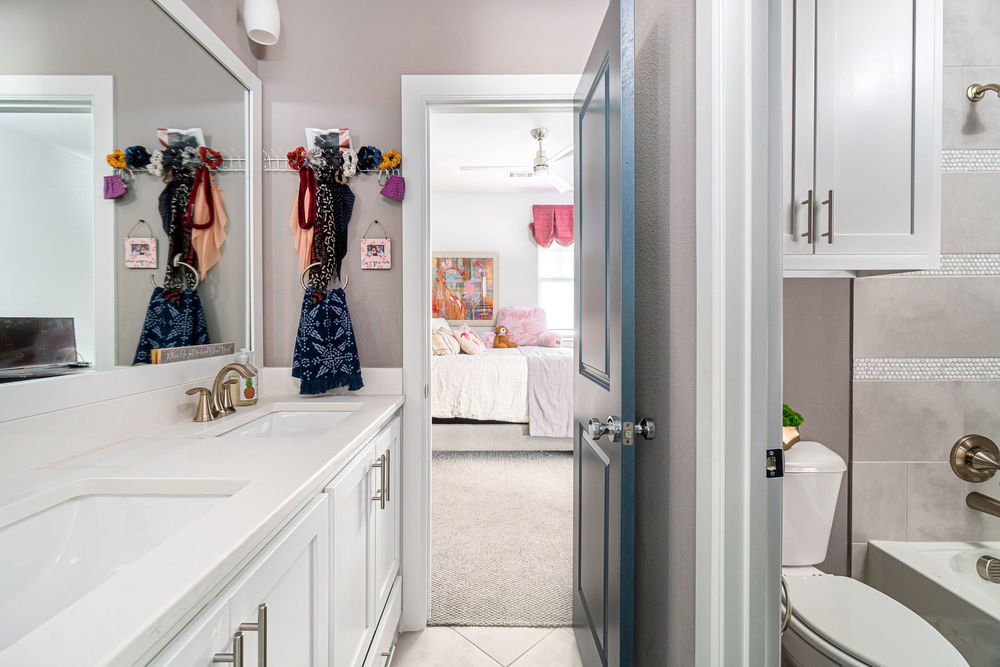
[545, 171, 573, 193]
[548, 144, 574, 164]
[459, 165, 531, 171]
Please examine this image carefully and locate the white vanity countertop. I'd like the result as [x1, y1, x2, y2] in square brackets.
[0, 393, 404, 666]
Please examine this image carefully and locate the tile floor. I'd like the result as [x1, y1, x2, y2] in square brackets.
[392, 626, 583, 667]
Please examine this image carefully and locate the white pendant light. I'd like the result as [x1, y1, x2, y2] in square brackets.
[243, 0, 280, 46]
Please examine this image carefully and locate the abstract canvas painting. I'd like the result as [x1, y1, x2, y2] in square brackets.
[431, 253, 498, 326]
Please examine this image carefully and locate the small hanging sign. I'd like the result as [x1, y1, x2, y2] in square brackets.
[359, 220, 391, 270]
[124, 219, 158, 269]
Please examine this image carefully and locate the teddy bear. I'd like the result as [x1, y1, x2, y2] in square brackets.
[493, 324, 518, 348]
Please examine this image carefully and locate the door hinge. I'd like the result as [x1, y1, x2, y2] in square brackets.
[766, 448, 784, 478]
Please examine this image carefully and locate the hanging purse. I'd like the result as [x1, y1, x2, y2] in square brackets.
[104, 174, 128, 199]
[380, 169, 405, 201]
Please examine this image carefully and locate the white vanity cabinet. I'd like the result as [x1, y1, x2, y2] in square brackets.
[327, 416, 401, 667]
[150, 494, 330, 666]
[782, 0, 941, 272]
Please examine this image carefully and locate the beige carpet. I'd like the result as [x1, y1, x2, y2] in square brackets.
[430, 451, 573, 627]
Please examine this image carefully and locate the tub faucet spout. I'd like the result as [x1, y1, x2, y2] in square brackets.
[967, 491, 1000, 520]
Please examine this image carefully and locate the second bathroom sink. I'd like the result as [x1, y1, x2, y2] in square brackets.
[218, 410, 355, 438]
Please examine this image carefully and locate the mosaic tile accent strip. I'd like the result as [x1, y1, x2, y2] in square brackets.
[887, 254, 1000, 276]
[942, 149, 1000, 172]
[854, 358, 1000, 380]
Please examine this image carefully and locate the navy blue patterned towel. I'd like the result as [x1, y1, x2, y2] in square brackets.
[132, 288, 210, 365]
[292, 288, 364, 395]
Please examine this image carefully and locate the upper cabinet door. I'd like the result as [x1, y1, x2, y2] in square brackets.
[784, 0, 817, 256]
[786, 0, 941, 271]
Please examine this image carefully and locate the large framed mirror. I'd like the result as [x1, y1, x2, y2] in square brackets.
[0, 0, 261, 420]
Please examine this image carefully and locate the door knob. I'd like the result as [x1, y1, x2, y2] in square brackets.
[605, 416, 623, 442]
[637, 418, 656, 440]
[588, 417, 608, 440]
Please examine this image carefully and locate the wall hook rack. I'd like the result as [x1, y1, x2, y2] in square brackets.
[967, 83, 1000, 102]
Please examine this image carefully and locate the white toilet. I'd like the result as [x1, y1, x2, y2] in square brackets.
[781, 441, 967, 666]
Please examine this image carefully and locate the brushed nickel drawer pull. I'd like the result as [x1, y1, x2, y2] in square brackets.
[800, 190, 815, 243]
[238, 603, 267, 667]
[384, 447, 391, 503]
[372, 454, 386, 509]
[213, 631, 244, 665]
[820, 189, 834, 243]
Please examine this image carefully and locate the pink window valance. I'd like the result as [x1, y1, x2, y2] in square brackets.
[530, 205, 574, 247]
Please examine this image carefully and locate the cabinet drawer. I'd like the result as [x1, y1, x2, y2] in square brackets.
[364, 576, 402, 667]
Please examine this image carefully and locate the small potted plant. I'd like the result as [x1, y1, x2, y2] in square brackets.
[783, 403, 803, 450]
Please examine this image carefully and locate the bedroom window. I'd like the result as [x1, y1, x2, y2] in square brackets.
[538, 244, 574, 332]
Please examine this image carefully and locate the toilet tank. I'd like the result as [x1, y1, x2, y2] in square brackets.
[782, 441, 847, 566]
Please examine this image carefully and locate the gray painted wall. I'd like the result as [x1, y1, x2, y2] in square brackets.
[851, 0, 1000, 579]
[783, 278, 852, 576]
[181, 0, 260, 73]
[250, 0, 608, 367]
[3, 0, 249, 365]
[634, 0, 697, 663]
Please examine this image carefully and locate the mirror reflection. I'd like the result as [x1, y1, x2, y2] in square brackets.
[0, 0, 250, 380]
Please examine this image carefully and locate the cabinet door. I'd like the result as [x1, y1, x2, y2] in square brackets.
[151, 495, 328, 667]
[373, 417, 401, 611]
[812, 0, 939, 263]
[783, 0, 817, 257]
[328, 442, 378, 667]
[229, 494, 330, 667]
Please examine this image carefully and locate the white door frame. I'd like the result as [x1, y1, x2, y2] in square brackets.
[399, 16, 781, 655]
[399, 74, 579, 630]
[694, 0, 782, 663]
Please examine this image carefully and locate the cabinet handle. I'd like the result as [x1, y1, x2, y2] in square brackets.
[820, 189, 834, 243]
[213, 631, 244, 666]
[381, 642, 396, 665]
[238, 603, 267, 667]
[372, 454, 386, 509]
[800, 189, 815, 243]
[384, 448, 391, 503]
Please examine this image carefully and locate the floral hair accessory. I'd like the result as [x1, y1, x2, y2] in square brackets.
[287, 146, 310, 170]
[378, 149, 401, 169]
[106, 149, 127, 169]
[357, 145, 381, 171]
[307, 147, 326, 168]
[198, 146, 224, 169]
[161, 145, 189, 173]
[147, 150, 165, 177]
[341, 148, 358, 178]
[181, 145, 201, 168]
[124, 145, 151, 169]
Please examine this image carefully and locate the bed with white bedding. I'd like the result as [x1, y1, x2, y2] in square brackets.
[432, 346, 573, 438]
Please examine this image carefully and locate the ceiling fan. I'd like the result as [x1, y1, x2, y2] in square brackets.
[459, 127, 574, 193]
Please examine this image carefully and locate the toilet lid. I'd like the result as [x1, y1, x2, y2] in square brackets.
[786, 575, 966, 666]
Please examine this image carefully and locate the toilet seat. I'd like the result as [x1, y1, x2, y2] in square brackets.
[784, 575, 967, 666]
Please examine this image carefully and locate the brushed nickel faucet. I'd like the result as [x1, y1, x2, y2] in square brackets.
[185, 362, 255, 422]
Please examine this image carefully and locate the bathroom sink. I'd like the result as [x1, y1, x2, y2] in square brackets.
[0, 487, 234, 649]
[218, 410, 355, 438]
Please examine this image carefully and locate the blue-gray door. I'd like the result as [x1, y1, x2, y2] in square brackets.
[572, 0, 635, 665]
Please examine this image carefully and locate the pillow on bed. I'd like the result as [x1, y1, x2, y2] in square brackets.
[432, 328, 460, 356]
[497, 306, 562, 347]
[453, 325, 487, 355]
[431, 317, 452, 335]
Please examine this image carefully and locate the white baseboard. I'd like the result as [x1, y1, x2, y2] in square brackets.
[261, 367, 403, 396]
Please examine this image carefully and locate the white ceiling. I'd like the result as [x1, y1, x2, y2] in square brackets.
[429, 109, 573, 193]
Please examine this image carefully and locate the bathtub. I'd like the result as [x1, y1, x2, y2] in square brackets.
[867, 540, 1000, 666]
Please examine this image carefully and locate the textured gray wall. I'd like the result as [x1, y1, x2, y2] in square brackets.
[783, 278, 852, 576]
[2, 0, 249, 365]
[634, 0, 697, 663]
[251, 0, 608, 367]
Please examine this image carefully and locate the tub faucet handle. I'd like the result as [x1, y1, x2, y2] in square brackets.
[950, 434, 1000, 483]
[977, 555, 1000, 583]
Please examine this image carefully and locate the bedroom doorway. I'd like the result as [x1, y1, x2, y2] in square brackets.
[427, 104, 577, 635]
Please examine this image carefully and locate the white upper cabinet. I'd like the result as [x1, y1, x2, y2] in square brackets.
[782, 0, 942, 272]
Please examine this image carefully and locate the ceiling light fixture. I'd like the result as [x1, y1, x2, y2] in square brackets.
[243, 0, 280, 46]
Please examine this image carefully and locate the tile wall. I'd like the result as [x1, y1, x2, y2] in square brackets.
[851, 0, 1000, 579]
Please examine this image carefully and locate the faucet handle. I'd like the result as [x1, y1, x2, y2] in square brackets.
[218, 377, 238, 415]
[185, 387, 217, 423]
[951, 434, 1000, 483]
